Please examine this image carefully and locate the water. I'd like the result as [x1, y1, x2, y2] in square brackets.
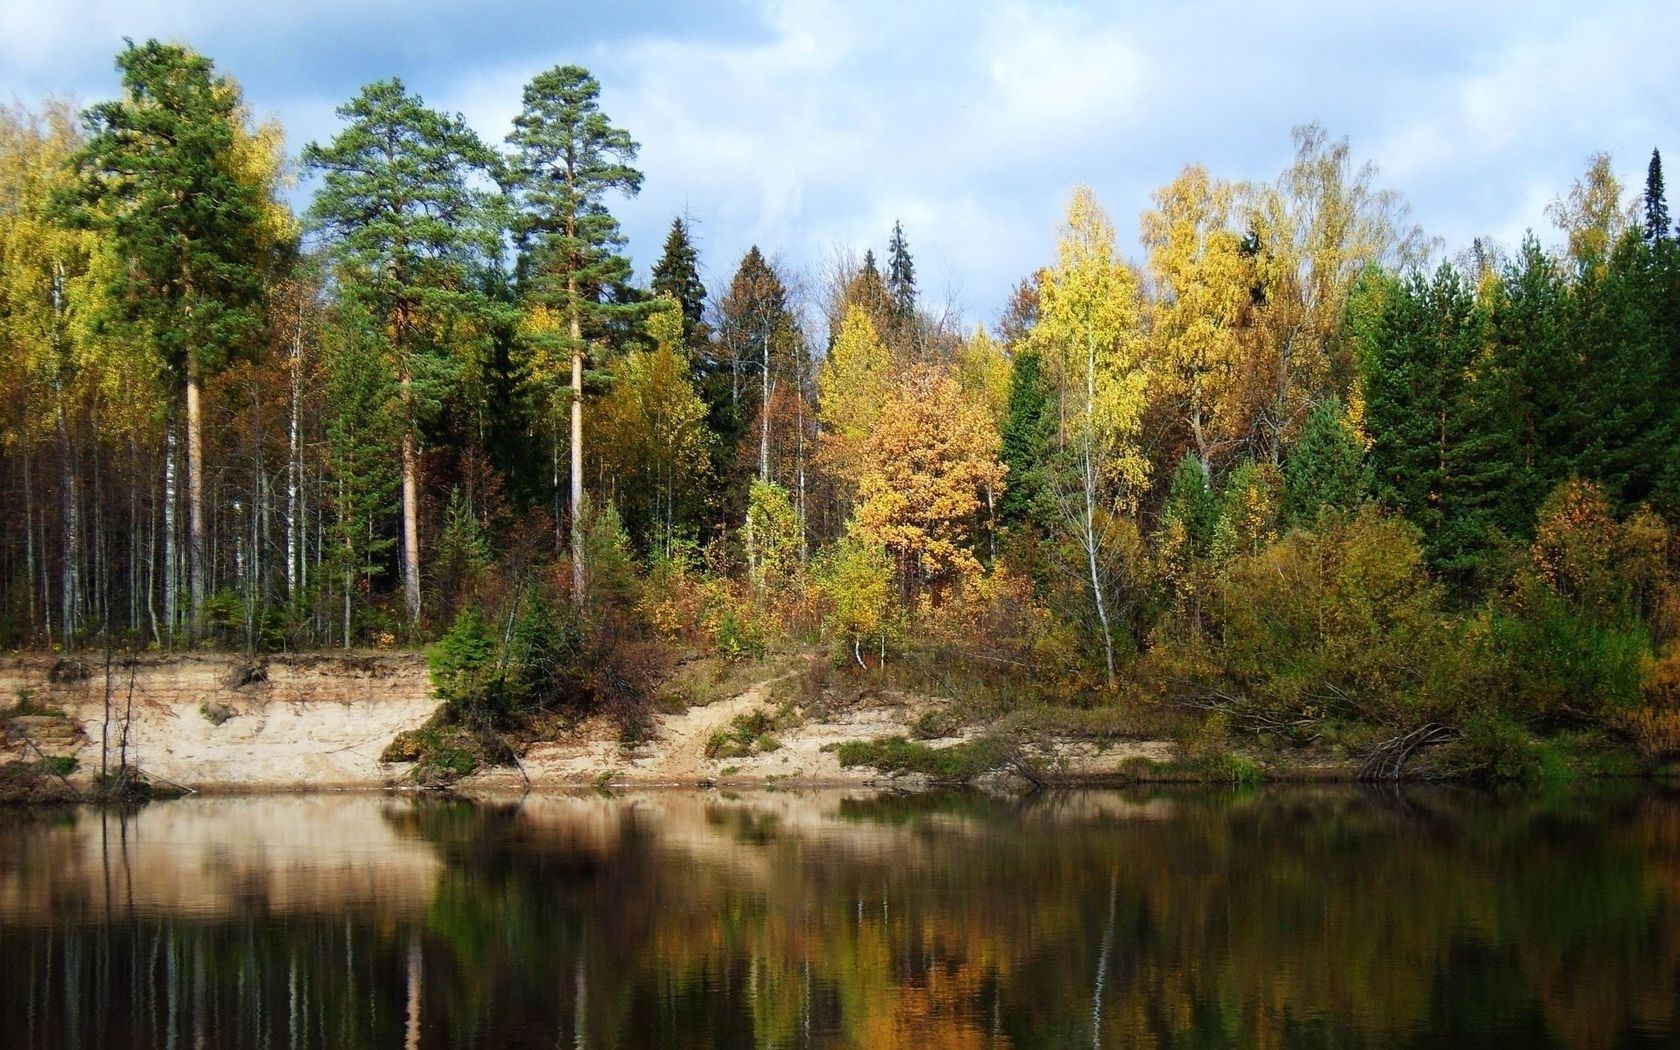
[2, 786, 1677, 1048]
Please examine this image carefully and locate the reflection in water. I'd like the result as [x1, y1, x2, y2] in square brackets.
[1, 785, 1678, 1047]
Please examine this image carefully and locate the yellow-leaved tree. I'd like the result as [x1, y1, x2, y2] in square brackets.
[1028, 185, 1149, 685]
[817, 304, 893, 494]
[1140, 164, 1256, 474]
[852, 364, 1005, 592]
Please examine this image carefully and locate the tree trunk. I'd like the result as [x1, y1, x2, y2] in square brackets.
[185, 361, 206, 640]
[400, 371, 422, 625]
[57, 403, 80, 644]
[759, 329, 771, 481]
[163, 421, 178, 647]
[569, 278, 586, 605]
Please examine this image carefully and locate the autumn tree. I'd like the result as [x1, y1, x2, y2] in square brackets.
[1244, 124, 1428, 461]
[593, 300, 711, 556]
[817, 305, 893, 492]
[506, 64, 643, 603]
[851, 364, 1005, 591]
[304, 78, 498, 625]
[1028, 186, 1149, 684]
[70, 40, 286, 637]
[1140, 164, 1256, 475]
[1548, 152, 1632, 278]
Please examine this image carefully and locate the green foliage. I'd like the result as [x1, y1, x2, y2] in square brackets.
[1210, 460, 1280, 562]
[1203, 505, 1462, 727]
[998, 347, 1054, 527]
[1284, 400, 1369, 524]
[815, 531, 898, 665]
[745, 479, 801, 588]
[506, 65, 643, 356]
[650, 217, 709, 351]
[303, 76, 500, 391]
[832, 736, 1009, 781]
[69, 40, 278, 379]
[427, 608, 496, 720]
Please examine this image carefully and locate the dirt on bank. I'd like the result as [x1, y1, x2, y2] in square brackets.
[0, 650, 1196, 797]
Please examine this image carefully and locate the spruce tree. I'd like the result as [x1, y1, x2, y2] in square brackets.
[650, 216, 709, 352]
[70, 40, 280, 638]
[887, 219, 916, 318]
[505, 64, 642, 603]
[1361, 264, 1503, 580]
[304, 78, 499, 626]
[1283, 399, 1369, 524]
[1646, 149, 1671, 245]
[997, 346, 1053, 527]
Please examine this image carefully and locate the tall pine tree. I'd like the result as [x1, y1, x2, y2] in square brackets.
[303, 78, 500, 625]
[70, 40, 282, 638]
[505, 64, 642, 603]
[1646, 149, 1671, 245]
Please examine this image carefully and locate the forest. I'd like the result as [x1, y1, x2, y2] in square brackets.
[4, 40, 1680, 778]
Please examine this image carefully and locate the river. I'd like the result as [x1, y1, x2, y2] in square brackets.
[1, 785, 1676, 1047]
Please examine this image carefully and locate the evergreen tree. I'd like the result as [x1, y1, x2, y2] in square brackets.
[303, 78, 499, 626]
[714, 246, 799, 493]
[1361, 264, 1506, 580]
[69, 40, 284, 638]
[1569, 231, 1669, 508]
[1161, 453, 1219, 555]
[1283, 399, 1369, 524]
[997, 346, 1053, 526]
[887, 219, 916, 319]
[649, 216, 709, 352]
[1646, 149, 1671, 245]
[505, 64, 643, 603]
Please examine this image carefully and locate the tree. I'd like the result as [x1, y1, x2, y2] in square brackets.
[593, 300, 712, 556]
[851, 365, 1005, 590]
[304, 78, 498, 626]
[714, 245, 799, 488]
[1548, 152, 1631, 278]
[70, 40, 284, 637]
[817, 305, 893, 491]
[650, 216, 709, 352]
[1027, 186, 1149, 685]
[1283, 399, 1369, 524]
[506, 64, 643, 604]
[0, 101, 105, 643]
[1244, 124, 1428, 460]
[1140, 164, 1256, 473]
[1645, 149, 1671, 245]
[997, 346, 1053, 527]
[816, 530, 895, 668]
[887, 220, 916, 322]
[1360, 263, 1513, 580]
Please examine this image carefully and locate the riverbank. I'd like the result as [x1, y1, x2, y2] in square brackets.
[0, 649, 1654, 799]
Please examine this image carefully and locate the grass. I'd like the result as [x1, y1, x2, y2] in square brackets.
[705, 709, 789, 760]
[831, 736, 1011, 781]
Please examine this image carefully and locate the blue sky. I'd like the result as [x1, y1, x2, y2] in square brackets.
[2, 0, 1675, 330]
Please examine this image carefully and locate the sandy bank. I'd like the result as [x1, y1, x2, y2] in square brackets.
[0, 651, 1188, 795]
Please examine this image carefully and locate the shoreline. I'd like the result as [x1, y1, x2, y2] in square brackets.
[1, 649, 1657, 801]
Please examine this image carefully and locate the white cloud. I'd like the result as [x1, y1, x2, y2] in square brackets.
[2, 0, 1675, 327]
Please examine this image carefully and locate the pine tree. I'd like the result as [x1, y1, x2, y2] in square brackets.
[69, 40, 284, 639]
[1646, 149, 1671, 245]
[505, 64, 643, 604]
[303, 77, 499, 626]
[649, 216, 709, 352]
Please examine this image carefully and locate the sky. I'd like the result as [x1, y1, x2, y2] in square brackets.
[2, 0, 1675, 331]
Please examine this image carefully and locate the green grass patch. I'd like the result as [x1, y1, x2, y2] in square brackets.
[832, 736, 1010, 781]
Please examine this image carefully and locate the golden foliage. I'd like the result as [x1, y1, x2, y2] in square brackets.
[852, 364, 1006, 585]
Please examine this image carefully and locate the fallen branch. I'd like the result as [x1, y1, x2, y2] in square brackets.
[1360, 722, 1456, 781]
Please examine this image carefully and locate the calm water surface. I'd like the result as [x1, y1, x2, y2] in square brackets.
[2, 786, 1678, 1048]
